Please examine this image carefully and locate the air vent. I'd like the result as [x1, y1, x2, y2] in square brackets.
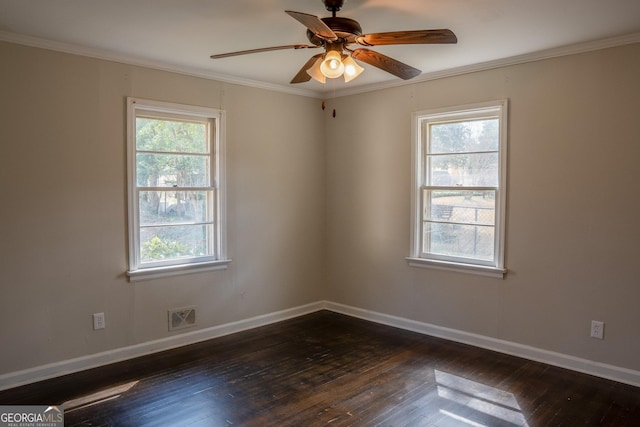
[168, 306, 196, 331]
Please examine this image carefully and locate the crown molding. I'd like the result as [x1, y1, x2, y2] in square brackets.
[326, 32, 640, 98]
[0, 30, 320, 99]
[2, 30, 639, 100]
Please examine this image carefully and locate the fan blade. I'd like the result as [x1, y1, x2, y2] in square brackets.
[356, 29, 457, 46]
[291, 54, 323, 84]
[211, 44, 318, 59]
[351, 48, 421, 80]
[285, 10, 338, 41]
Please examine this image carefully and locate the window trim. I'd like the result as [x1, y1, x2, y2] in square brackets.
[126, 97, 229, 281]
[408, 100, 508, 278]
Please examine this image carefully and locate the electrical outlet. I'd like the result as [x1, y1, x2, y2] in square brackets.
[93, 312, 106, 330]
[590, 320, 604, 339]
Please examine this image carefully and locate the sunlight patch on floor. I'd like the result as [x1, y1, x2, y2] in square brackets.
[436, 370, 528, 426]
[62, 380, 139, 412]
[439, 409, 488, 427]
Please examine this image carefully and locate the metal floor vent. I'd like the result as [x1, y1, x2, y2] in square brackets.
[168, 306, 196, 331]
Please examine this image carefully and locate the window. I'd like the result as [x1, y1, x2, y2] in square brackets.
[126, 98, 228, 281]
[408, 100, 507, 277]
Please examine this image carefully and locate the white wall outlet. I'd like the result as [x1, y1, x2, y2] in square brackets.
[590, 320, 604, 339]
[93, 312, 106, 330]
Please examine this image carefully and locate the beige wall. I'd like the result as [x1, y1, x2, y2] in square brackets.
[0, 42, 326, 374]
[325, 43, 640, 371]
[1, 40, 639, 378]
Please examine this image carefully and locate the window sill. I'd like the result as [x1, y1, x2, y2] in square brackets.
[406, 257, 506, 279]
[127, 259, 231, 282]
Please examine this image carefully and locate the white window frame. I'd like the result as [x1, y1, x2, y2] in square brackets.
[407, 100, 508, 278]
[126, 97, 229, 281]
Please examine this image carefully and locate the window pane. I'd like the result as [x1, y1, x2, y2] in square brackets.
[424, 190, 495, 226]
[429, 119, 499, 154]
[136, 153, 209, 187]
[423, 189, 496, 261]
[423, 222, 494, 260]
[139, 191, 212, 225]
[136, 118, 208, 153]
[140, 224, 212, 262]
[427, 152, 498, 187]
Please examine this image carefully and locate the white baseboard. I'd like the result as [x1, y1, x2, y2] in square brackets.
[2, 300, 638, 391]
[0, 301, 326, 391]
[324, 301, 640, 388]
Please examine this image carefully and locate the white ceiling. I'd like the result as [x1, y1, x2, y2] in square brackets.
[2, 0, 640, 97]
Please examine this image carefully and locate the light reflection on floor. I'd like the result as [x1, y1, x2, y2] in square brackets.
[59, 368, 531, 424]
[62, 376, 234, 425]
[439, 409, 491, 427]
[62, 380, 139, 413]
[435, 370, 529, 426]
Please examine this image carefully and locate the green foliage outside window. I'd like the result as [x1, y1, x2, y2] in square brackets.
[141, 236, 191, 261]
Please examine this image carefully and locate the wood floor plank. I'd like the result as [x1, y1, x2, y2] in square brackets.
[1, 311, 638, 426]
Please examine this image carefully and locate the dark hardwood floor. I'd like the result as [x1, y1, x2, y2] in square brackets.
[1, 311, 638, 426]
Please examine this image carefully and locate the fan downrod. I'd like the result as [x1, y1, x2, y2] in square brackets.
[323, 0, 344, 15]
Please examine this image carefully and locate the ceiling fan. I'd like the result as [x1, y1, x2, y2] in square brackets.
[210, 0, 457, 84]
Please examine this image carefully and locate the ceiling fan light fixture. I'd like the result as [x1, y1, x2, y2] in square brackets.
[343, 56, 364, 82]
[320, 50, 345, 79]
[306, 56, 326, 83]
[212, 4, 457, 86]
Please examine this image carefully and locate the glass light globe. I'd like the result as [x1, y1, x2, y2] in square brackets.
[343, 56, 364, 82]
[320, 51, 345, 79]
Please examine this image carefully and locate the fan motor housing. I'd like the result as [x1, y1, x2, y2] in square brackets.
[307, 17, 363, 45]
